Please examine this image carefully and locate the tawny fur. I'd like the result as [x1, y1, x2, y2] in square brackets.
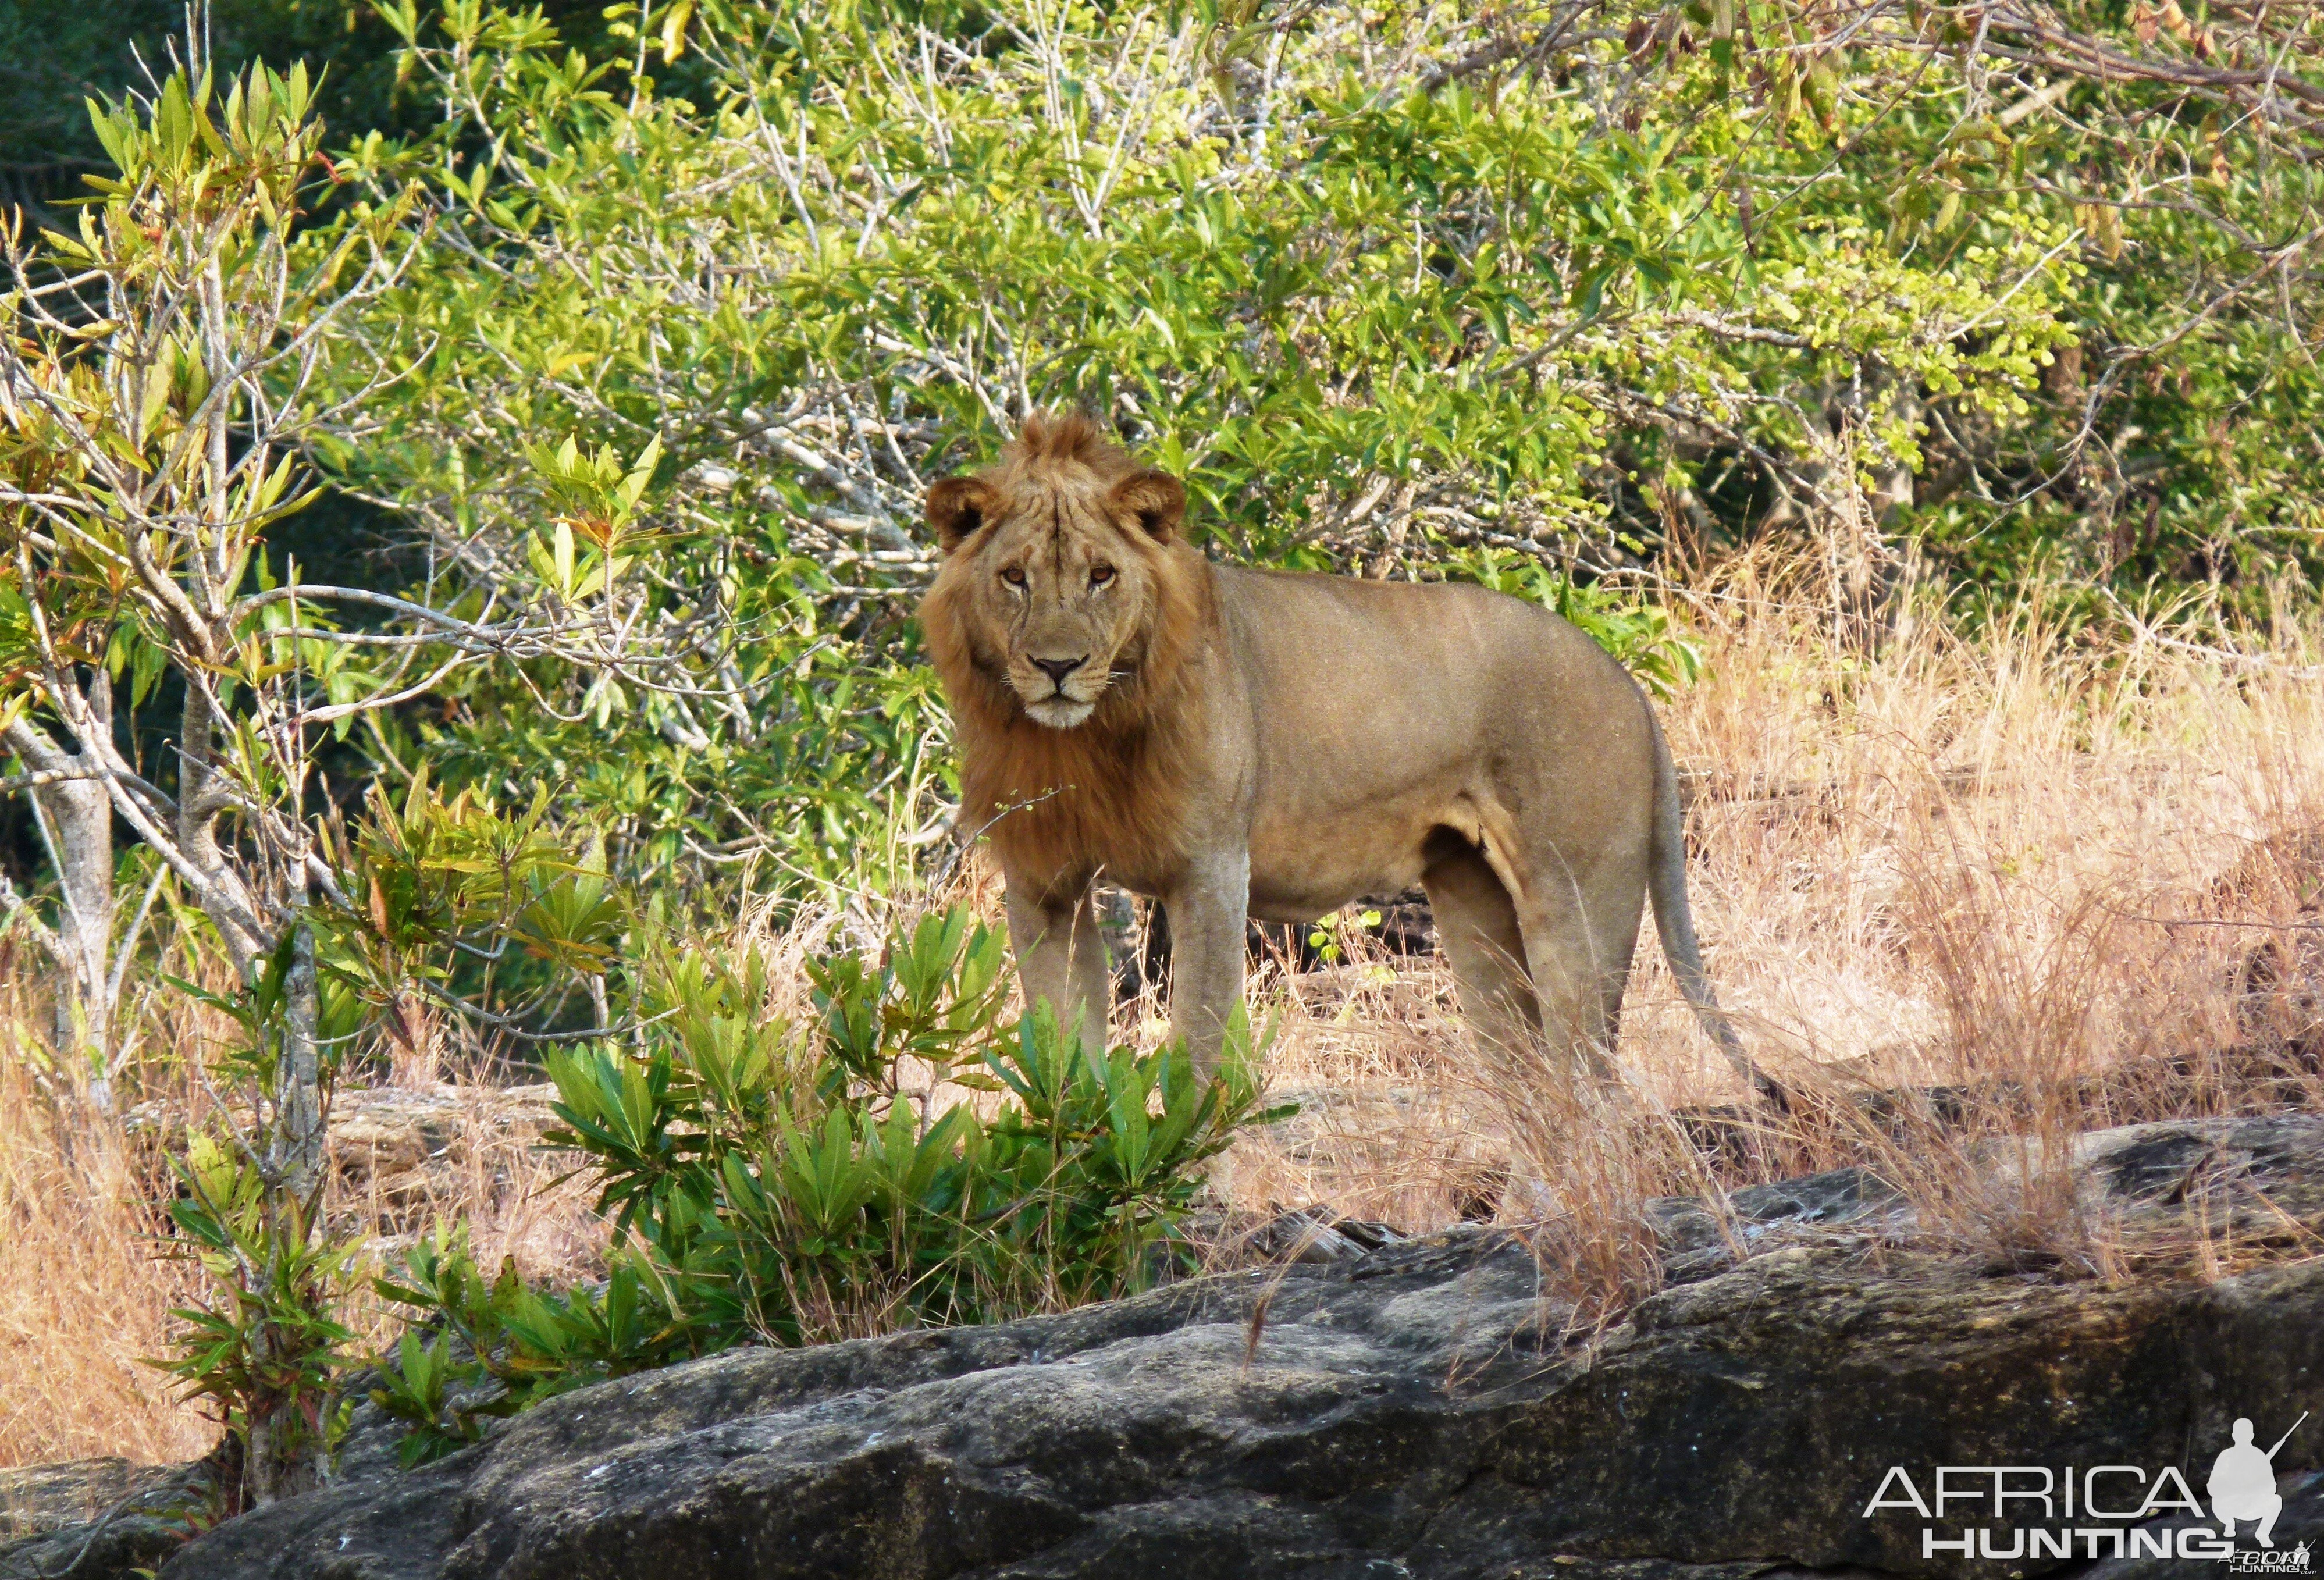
[921, 414, 1209, 897]
[920, 411, 1763, 1098]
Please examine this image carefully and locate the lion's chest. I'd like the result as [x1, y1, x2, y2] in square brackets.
[970, 730, 1194, 895]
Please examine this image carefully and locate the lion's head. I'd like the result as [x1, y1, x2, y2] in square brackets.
[920, 412, 1197, 731]
[919, 414, 1213, 887]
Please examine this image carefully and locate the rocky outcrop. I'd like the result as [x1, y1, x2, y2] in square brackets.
[0, 1458, 209, 1579]
[134, 1113, 2324, 1580]
[325, 1083, 560, 1233]
[127, 1081, 563, 1240]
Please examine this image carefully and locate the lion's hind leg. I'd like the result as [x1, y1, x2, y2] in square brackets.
[1495, 845, 1642, 1088]
[1421, 835, 1544, 1058]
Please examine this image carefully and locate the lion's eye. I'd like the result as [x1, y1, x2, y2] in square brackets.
[1001, 567, 1027, 588]
[1090, 565, 1115, 587]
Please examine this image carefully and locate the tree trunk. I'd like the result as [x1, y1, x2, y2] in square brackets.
[36, 773, 114, 1088]
[273, 920, 328, 1211]
[244, 1331, 325, 1507]
[176, 671, 331, 1503]
[4, 677, 117, 1099]
[247, 919, 329, 1509]
[176, 682, 262, 965]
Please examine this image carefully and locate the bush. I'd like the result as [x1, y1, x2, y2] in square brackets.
[369, 905, 1279, 1464]
[154, 1135, 361, 1506]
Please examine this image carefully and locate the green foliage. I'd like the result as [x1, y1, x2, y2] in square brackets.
[166, 928, 366, 1095]
[1792, 23, 2324, 602]
[327, 770, 627, 1046]
[302, 0, 2086, 895]
[6, 0, 2317, 1493]
[147, 771, 649, 1480]
[0, 51, 418, 1506]
[12, 1, 2320, 959]
[0, 0, 689, 217]
[804, 906, 1011, 1106]
[0, 54, 401, 750]
[357, 0, 2063, 545]
[371, 904, 1280, 1465]
[1307, 909, 1382, 967]
[150, 1135, 359, 1504]
[146, 924, 375, 1506]
[366, 1225, 685, 1465]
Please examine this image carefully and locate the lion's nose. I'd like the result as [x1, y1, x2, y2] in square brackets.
[1031, 656, 1087, 689]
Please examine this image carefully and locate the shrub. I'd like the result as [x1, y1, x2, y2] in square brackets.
[153, 1136, 360, 1507]
[369, 905, 1279, 1464]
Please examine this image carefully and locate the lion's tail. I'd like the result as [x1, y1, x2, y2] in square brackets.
[1646, 714, 1777, 1102]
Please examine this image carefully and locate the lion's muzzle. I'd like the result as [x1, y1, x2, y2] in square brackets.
[1016, 652, 1104, 728]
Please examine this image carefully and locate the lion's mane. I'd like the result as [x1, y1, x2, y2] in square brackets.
[919, 412, 1214, 895]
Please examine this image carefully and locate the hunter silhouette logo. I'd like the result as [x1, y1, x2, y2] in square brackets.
[1862, 1410, 2312, 1565]
[2210, 1413, 2302, 1548]
[2233, 1544, 2315, 1577]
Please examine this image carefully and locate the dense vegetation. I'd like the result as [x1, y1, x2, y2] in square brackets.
[2, 0, 2321, 1507]
[371, 907, 1274, 1465]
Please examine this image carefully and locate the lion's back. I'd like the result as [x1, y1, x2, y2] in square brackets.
[1210, 564, 1643, 719]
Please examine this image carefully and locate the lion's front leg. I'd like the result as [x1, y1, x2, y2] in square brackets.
[1166, 850, 1251, 1079]
[1003, 875, 1111, 1058]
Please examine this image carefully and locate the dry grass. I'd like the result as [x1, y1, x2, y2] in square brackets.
[5, 556, 2324, 1461]
[321, 1074, 611, 1354]
[0, 1003, 210, 1466]
[1214, 556, 2324, 1312]
[0, 960, 611, 1466]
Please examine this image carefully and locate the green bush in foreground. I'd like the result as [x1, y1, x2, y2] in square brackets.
[369, 906, 1280, 1465]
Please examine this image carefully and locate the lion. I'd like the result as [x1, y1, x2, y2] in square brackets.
[920, 411, 1764, 1095]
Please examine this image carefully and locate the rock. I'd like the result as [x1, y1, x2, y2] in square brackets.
[326, 1083, 560, 1236]
[155, 1114, 2324, 1579]
[125, 1083, 563, 1241]
[1236, 1207, 1414, 1264]
[0, 1458, 209, 1580]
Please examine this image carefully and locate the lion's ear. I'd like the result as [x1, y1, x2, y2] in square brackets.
[1109, 468, 1185, 542]
[925, 476, 994, 554]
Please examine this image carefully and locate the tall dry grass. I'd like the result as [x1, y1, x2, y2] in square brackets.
[0, 956, 610, 1466]
[1217, 557, 2324, 1312]
[3, 557, 2322, 1460]
[0, 960, 211, 1466]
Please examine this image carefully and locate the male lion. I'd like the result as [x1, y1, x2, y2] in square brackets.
[921, 412, 1761, 1094]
